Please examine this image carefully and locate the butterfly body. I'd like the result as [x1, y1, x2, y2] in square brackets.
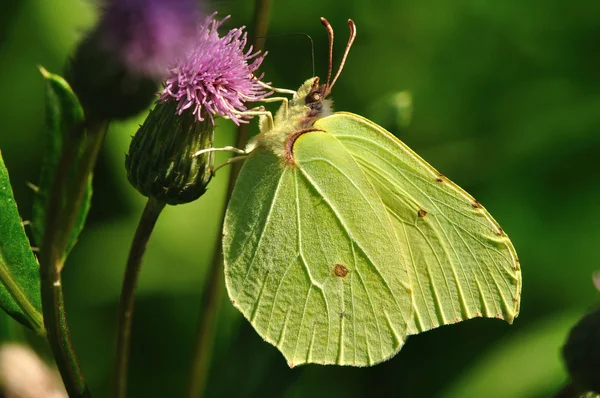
[251, 77, 333, 158]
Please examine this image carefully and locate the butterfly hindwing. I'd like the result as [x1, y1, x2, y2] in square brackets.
[315, 112, 521, 334]
[224, 130, 413, 367]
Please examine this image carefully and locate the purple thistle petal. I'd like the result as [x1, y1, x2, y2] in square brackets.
[97, 0, 202, 79]
[160, 14, 271, 125]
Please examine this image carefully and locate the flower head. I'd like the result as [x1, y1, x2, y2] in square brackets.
[161, 14, 271, 125]
[98, 0, 201, 79]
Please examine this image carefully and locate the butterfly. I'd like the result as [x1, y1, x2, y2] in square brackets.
[220, 18, 521, 367]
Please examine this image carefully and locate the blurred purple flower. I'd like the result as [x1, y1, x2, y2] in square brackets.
[98, 0, 201, 79]
[160, 14, 271, 125]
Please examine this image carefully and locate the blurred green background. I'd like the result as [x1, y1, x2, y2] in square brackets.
[1, 0, 600, 396]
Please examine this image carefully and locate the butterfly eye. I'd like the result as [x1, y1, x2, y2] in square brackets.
[305, 92, 321, 104]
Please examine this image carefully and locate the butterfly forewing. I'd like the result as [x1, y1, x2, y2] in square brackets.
[315, 112, 521, 334]
[224, 131, 413, 367]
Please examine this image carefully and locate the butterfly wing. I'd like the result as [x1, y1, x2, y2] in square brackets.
[223, 131, 413, 367]
[315, 112, 521, 334]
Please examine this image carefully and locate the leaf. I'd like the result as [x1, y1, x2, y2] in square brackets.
[0, 152, 44, 334]
[32, 67, 90, 258]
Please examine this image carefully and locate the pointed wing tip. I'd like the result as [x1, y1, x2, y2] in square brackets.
[507, 311, 520, 325]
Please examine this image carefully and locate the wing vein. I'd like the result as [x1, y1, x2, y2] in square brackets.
[241, 169, 288, 289]
[352, 242, 382, 361]
[297, 167, 405, 314]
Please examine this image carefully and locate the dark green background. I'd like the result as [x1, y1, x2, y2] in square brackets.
[1, 0, 599, 396]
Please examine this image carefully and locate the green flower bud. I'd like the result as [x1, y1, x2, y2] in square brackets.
[563, 307, 600, 393]
[126, 101, 214, 205]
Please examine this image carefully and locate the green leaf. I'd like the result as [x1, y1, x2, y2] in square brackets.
[32, 67, 91, 258]
[0, 152, 44, 334]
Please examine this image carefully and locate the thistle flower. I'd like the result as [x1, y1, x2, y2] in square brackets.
[67, 0, 202, 120]
[126, 14, 270, 204]
[161, 14, 271, 125]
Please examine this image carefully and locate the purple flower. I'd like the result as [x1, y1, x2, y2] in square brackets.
[97, 0, 201, 79]
[160, 14, 271, 125]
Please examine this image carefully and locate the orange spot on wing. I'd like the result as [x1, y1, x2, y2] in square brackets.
[333, 264, 349, 278]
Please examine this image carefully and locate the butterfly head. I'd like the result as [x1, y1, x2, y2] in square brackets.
[252, 18, 356, 154]
[289, 18, 356, 127]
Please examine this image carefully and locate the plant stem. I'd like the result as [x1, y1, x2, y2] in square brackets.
[185, 246, 224, 398]
[39, 271, 89, 397]
[186, 2, 272, 397]
[113, 197, 166, 398]
[40, 119, 108, 397]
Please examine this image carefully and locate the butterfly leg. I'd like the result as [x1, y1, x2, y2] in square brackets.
[230, 110, 271, 118]
[229, 107, 275, 131]
[257, 81, 296, 95]
[260, 96, 289, 119]
[212, 155, 249, 175]
[227, 104, 270, 118]
[260, 96, 289, 105]
[194, 146, 248, 157]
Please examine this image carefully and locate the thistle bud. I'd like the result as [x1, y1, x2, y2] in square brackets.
[563, 307, 600, 393]
[126, 101, 214, 205]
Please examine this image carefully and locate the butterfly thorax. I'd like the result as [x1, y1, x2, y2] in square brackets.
[249, 77, 333, 158]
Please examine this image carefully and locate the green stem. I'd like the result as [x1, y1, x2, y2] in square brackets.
[113, 197, 166, 398]
[185, 245, 224, 398]
[40, 119, 108, 397]
[185, 2, 272, 397]
[40, 270, 88, 397]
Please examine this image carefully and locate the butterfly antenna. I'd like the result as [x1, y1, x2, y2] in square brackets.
[320, 17, 335, 88]
[309, 34, 316, 77]
[330, 19, 356, 90]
